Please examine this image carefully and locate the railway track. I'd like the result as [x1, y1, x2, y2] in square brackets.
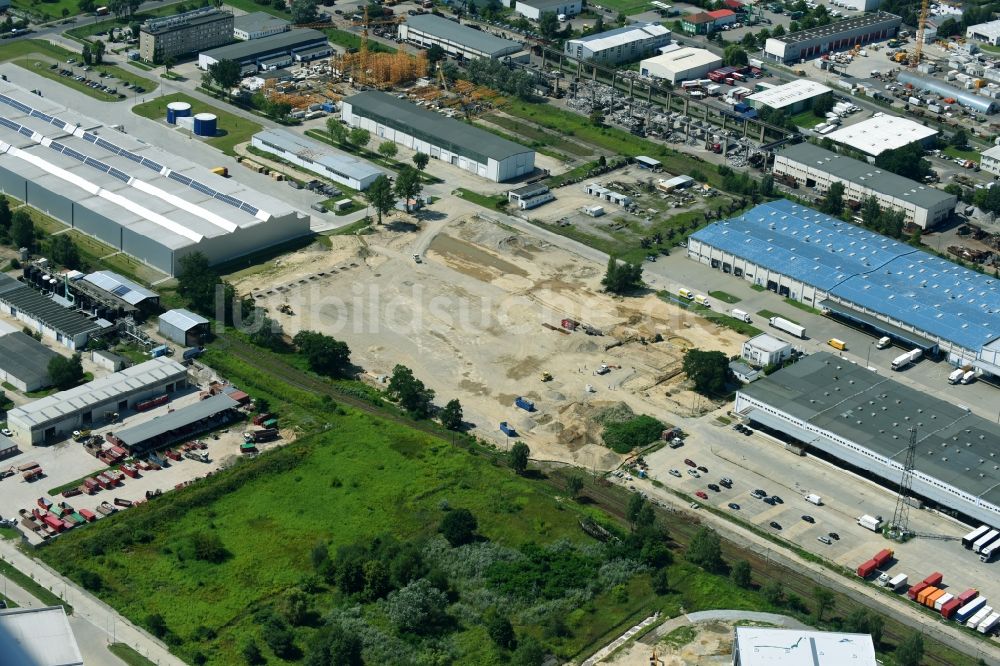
[213, 334, 986, 665]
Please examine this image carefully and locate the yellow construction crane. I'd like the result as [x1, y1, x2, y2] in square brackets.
[910, 0, 929, 66]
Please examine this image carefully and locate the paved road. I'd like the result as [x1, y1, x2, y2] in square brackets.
[0, 541, 186, 666]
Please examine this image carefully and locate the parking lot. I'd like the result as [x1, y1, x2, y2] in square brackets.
[641, 420, 1000, 609]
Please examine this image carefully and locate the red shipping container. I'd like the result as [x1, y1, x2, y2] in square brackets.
[42, 515, 63, 531]
[957, 589, 979, 605]
[873, 549, 893, 566]
[61, 519, 74, 531]
[922, 572, 943, 587]
[941, 598, 962, 619]
[857, 559, 878, 578]
[78, 509, 96, 522]
[908, 582, 929, 600]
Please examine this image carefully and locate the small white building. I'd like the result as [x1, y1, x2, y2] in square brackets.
[742, 333, 793, 367]
[564, 23, 670, 66]
[729, 361, 760, 383]
[0, 606, 83, 666]
[585, 183, 632, 206]
[508, 183, 555, 210]
[233, 11, 290, 41]
[514, 0, 581, 20]
[732, 627, 876, 666]
[639, 47, 722, 84]
[967, 19, 1000, 46]
[746, 79, 832, 114]
[980, 145, 1000, 176]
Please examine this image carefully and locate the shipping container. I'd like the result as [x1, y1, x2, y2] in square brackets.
[967, 606, 993, 629]
[515, 397, 535, 412]
[768, 316, 806, 338]
[253, 413, 274, 426]
[78, 509, 96, 522]
[499, 422, 517, 437]
[887, 573, 908, 591]
[873, 548, 893, 566]
[856, 559, 878, 578]
[907, 582, 929, 600]
[941, 598, 962, 619]
[857, 514, 883, 531]
[976, 612, 1000, 634]
[925, 588, 946, 608]
[934, 592, 954, 611]
[262, 419, 278, 429]
[917, 586, 938, 605]
[923, 572, 944, 587]
[957, 589, 979, 605]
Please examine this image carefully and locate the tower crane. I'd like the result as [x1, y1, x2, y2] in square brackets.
[909, 0, 930, 66]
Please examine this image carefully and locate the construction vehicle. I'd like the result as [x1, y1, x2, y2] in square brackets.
[277, 303, 294, 315]
[211, 166, 228, 177]
[540, 372, 552, 382]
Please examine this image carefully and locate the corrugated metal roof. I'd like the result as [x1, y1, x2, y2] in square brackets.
[200, 28, 327, 62]
[115, 393, 239, 447]
[234, 11, 289, 35]
[0, 274, 103, 338]
[776, 143, 956, 209]
[6, 357, 187, 428]
[690, 200, 1000, 351]
[568, 22, 669, 51]
[83, 270, 158, 305]
[405, 14, 522, 57]
[253, 129, 385, 182]
[344, 91, 533, 162]
[746, 79, 831, 109]
[734, 626, 876, 666]
[159, 308, 210, 332]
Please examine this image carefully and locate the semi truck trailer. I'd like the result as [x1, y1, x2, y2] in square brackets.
[768, 316, 805, 338]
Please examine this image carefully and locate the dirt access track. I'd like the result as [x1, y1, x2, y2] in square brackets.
[233, 212, 743, 470]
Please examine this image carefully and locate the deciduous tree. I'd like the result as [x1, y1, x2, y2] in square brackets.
[364, 175, 394, 224]
[293, 330, 352, 377]
[439, 398, 463, 430]
[327, 117, 347, 144]
[682, 349, 730, 395]
[207, 59, 241, 98]
[290, 0, 318, 23]
[510, 441, 530, 475]
[413, 151, 430, 171]
[440, 508, 478, 546]
[378, 140, 398, 160]
[601, 256, 643, 294]
[386, 364, 435, 417]
[686, 527, 724, 572]
[347, 127, 370, 149]
[394, 165, 423, 213]
[48, 354, 84, 390]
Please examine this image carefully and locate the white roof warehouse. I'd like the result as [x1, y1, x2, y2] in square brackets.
[399, 14, 522, 60]
[825, 113, 938, 157]
[251, 128, 385, 190]
[0, 83, 309, 276]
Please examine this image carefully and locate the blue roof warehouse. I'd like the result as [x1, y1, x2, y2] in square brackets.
[686, 199, 1000, 375]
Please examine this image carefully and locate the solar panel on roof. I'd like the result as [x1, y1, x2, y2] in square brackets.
[49, 141, 66, 152]
[168, 171, 193, 186]
[108, 168, 129, 182]
[191, 181, 214, 196]
[111, 285, 131, 297]
[17, 127, 33, 138]
[96, 138, 120, 153]
[63, 147, 86, 161]
[0, 117, 18, 131]
[30, 110, 53, 123]
[240, 202, 258, 215]
[85, 157, 111, 172]
[121, 151, 142, 163]
[82, 133, 98, 143]
[140, 158, 163, 172]
[215, 192, 242, 207]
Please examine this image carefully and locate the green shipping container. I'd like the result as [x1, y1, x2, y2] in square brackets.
[69, 512, 86, 525]
[263, 419, 278, 428]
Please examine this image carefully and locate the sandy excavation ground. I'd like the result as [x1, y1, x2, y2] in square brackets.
[233, 215, 743, 470]
[603, 621, 735, 666]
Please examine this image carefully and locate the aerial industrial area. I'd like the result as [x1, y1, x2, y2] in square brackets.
[0, 0, 998, 662]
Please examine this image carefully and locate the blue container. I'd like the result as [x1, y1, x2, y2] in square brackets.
[515, 397, 535, 412]
[149, 344, 168, 358]
[193, 113, 217, 137]
[166, 101, 191, 125]
[499, 422, 517, 437]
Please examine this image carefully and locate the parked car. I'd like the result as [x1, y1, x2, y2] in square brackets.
[751, 488, 767, 498]
[707, 483, 720, 492]
[763, 497, 776, 505]
[817, 535, 832, 545]
[697, 465, 708, 473]
[669, 469, 682, 478]
[828, 532, 840, 541]
[1, 428, 11, 437]
[683, 458, 696, 467]
[801, 515, 815, 523]
[687, 469, 701, 478]
[769, 521, 782, 530]
[771, 495, 783, 504]
[728, 502, 740, 510]
[695, 491, 708, 500]
[743, 428, 753, 436]
[720, 477, 733, 487]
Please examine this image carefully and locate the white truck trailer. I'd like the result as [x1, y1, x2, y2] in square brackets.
[768, 316, 806, 339]
[730, 308, 752, 323]
[888, 573, 908, 592]
[891, 348, 922, 370]
[857, 514, 883, 532]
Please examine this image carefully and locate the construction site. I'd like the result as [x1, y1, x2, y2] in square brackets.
[229, 204, 743, 469]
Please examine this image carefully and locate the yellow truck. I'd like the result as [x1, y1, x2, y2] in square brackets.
[828, 338, 847, 351]
[678, 288, 694, 300]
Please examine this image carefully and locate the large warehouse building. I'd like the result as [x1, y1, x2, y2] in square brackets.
[341, 91, 534, 182]
[0, 274, 104, 350]
[0, 84, 309, 276]
[398, 14, 523, 60]
[773, 143, 956, 229]
[686, 199, 1000, 375]
[564, 22, 671, 65]
[198, 29, 330, 73]
[5, 357, 188, 446]
[251, 129, 385, 190]
[736, 353, 1000, 527]
[745, 79, 832, 114]
[639, 47, 722, 83]
[825, 113, 938, 158]
[764, 12, 901, 63]
[732, 627, 876, 666]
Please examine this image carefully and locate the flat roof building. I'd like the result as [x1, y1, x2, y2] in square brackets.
[746, 79, 832, 114]
[564, 22, 671, 65]
[0, 83, 310, 276]
[980, 144, 1000, 176]
[514, 0, 581, 21]
[508, 183, 554, 210]
[399, 14, 522, 60]
[825, 113, 938, 157]
[83, 270, 159, 307]
[0, 274, 103, 350]
[639, 47, 722, 83]
[764, 12, 901, 63]
[234, 11, 290, 40]
[5, 357, 188, 446]
[139, 7, 234, 63]
[732, 626, 876, 666]
[741, 333, 792, 368]
[342, 91, 534, 182]
[251, 128, 385, 190]
[198, 29, 330, 73]
[966, 19, 1000, 46]
[0, 606, 83, 666]
[686, 199, 1000, 374]
[772, 142, 956, 229]
[0, 329, 59, 391]
[736, 353, 1000, 527]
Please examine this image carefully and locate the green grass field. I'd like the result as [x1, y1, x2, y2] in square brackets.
[108, 644, 157, 666]
[790, 110, 825, 129]
[943, 145, 981, 162]
[591, 0, 660, 14]
[13, 0, 80, 23]
[0, 560, 71, 613]
[783, 298, 822, 316]
[132, 93, 262, 156]
[481, 113, 594, 157]
[455, 187, 508, 211]
[708, 290, 741, 304]
[0, 39, 156, 99]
